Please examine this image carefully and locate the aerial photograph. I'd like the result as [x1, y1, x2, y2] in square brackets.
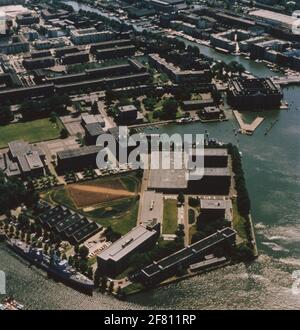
[0, 0, 300, 314]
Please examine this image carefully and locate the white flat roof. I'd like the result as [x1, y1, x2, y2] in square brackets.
[249, 9, 296, 28]
[97, 225, 157, 262]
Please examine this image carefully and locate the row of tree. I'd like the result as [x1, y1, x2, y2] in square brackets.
[0, 171, 39, 215]
[19, 95, 71, 121]
[228, 144, 251, 217]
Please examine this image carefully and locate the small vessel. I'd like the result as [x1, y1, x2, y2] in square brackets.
[176, 117, 192, 124]
[0, 297, 24, 310]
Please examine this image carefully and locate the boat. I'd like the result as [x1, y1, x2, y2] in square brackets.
[176, 117, 193, 124]
[7, 239, 94, 295]
[0, 297, 24, 310]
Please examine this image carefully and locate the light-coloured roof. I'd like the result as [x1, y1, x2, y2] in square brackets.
[97, 225, 157, 262]
[249, 9, 296, 28]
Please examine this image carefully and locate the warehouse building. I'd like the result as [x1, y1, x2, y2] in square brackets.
[90, 39, 132, 54]
[0, 35, 29, 54]
[0, 84, 55, 102]
[147, 149, 230, 194]
[16, 12, 40, 25]
[62, 51, 89, 65]
[0, 140, 46, 178]
[55, 46, 80, 58]
[55, 72, 151, 94]
[97, 223, 160, 276]
[70, 28, 114, 45]
[56, 145, 103, 173]
[95, 45, 136, 61]
[149, 0, 187, 13]
[227, 77, 283, 110]
[199, 199, 233, 222]
[23, 56, 55, 70]
[149, 53, 211, 84]
[140, 227, 236, 284]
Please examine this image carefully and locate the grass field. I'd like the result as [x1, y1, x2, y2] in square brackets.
[0, 118, 62, 149]
[232, 198, 248, 243]
[163, 199, 178, 234]
[42, 174, 141, 235]
[88, 198, 139, 235]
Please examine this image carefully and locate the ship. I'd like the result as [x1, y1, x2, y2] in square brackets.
[7, 239, 94, 295]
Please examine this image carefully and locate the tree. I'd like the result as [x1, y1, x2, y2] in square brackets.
[188, 197, 200, 208]
[79, 259, 88, 273]
[100, 276, 108, 292]
[91, 101, 99, 114]
[79, 245, 89, 259]
[74, 245, 80, 254]
[0, 173, 32, 215]
[68, 256, 74, 266]
[18, 213, 30, 230]
[0, 106, 13, 125]
[105, 226, 121, 243]
[160, 97, 178, 119]
[175, 224, 185, 239]
[87, 267, 93, 280]
[177, 193, 185, 205]
[60, 128, 69, 139]
[94, 269, 101, 287]
[108, 281, 114, 294]
[50, 112, 58, 123]
[235, 243, 254, 261]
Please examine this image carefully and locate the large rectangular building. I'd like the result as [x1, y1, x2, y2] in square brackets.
[140, 227, 236, 284]
[227, 78, 283, 110]
[249, 9, 296, 31]
[56, 145, 103, 173]
[23, 56, 55, 70]
[70, 28, 113, 45]
[147, 149, 230, 194]
[0, 140, 46, 178]
[149, 53, 211, 84]
[97, 224, 160, 276]
[95, 45, 136, 61]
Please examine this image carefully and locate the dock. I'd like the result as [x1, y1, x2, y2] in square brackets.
[273, 76, 300, 86]
[233, 110, 264, 135]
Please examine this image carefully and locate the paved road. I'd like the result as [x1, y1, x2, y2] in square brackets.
[137, 168, 150, 226]
[184, 195, 189, 246]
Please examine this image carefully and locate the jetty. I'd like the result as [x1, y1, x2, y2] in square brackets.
[233, 110, 264, 135]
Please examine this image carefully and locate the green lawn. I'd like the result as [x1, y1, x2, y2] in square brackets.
[87, 198, 139, 235]
[232, 198, 248, 242]
[0, 118, 62, 148]
[42, 173, 141, 235]
[163, 199, 178, 234]
[188, 208, 196, 225]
